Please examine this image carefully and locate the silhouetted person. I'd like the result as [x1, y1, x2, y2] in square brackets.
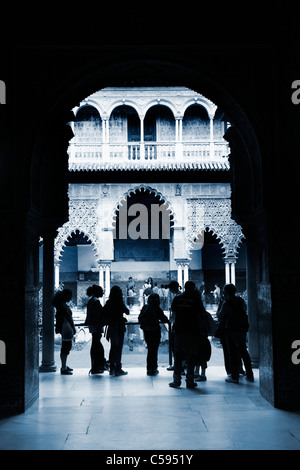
[167, 280, 181, 370]
[53, 289, 75, 375]
[169, 281, 206, 389]
[139, 293, 169, 375]
[217, 283, 254, 383]
[103, 286, 130, 376]
[85, 284, 107, 375]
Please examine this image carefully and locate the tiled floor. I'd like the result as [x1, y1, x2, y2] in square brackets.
[0, 342, 300, 450]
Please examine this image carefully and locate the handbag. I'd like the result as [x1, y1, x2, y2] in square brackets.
[202, 310, 217, 336]
[61, 318, 74, 340]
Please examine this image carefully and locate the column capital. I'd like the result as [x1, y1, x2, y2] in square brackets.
[98, 260, 111, 269]
[175, 258, 190, 267]
[224, 256, 237, 264]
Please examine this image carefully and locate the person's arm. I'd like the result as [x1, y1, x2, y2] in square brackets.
[158, 307, 169, 323]
[123, 302, 130, 315]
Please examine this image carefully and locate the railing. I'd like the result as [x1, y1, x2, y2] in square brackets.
[68, 141, 229, 170]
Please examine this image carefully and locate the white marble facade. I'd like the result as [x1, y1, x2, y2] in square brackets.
[55, 87, 242, 291]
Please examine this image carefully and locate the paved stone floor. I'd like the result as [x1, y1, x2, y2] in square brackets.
[0, 339, 300, 451]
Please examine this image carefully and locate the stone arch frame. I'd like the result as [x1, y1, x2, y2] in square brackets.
[182, 99, 217, 120]
[74, 100, 103, 119]
[107, 100, 142, 120]
[29, 56, 270, 407]
[143, 100, 177, 119]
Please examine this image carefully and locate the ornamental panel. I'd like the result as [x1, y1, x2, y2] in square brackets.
[186, 198, 244, 258]
[54, 199, 100, 263]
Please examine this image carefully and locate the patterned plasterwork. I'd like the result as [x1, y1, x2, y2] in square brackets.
[186, 198, 244, 258]
[54, 199, 101, 264]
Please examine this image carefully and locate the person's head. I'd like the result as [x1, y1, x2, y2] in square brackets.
[86, 286, 94, 297]
[108, 285, 123, 302]
[168, 281, 179, 294]
[91, 284, 103, 298]
[223, 283, 236, 300]
[52, 290, 64, 307]
[62, 289, 73, 303]
[184, 281, 196, 294]
[147, 293, 160, 306]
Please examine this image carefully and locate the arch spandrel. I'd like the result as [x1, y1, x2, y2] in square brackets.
[54, 198, 101, 264]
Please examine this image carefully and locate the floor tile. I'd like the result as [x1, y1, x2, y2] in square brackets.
[0, 346, 299, 450]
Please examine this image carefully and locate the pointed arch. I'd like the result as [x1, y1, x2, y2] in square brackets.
[113, 183, 177, 226]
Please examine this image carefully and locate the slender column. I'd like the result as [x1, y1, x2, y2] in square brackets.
[40, 231, 57, 372]
[224, 257, 236, 284]
[179, 118, 183, 141]
[177, 262, 183, 288]
[99, 264, 104, 288]
[105, 263, 111, 298]
[209, 117, 215, 159]
[225, 261, 230, 284]
[230, 262, 236, 285]
[102, 118, 106, 142]
[102, 118, 109, 160]
[105, 118, 110, 142]
[140, 116, 145, 160]
[175, 117, 183, 160]
[54, 264, 60, 289]
[183, 263, 189, 285]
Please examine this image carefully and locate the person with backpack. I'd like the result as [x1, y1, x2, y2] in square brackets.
[217, 283, 254, 383]
[138, 293, 169, 376]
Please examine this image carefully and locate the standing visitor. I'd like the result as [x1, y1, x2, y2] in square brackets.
[85, 284, 107, 375]
[167, 281, 181, 371]
[169, 281, 207, 389]
[103, 286, 130, 376]
[53, 289, 76, 375]
[217, 283, 254, 383]
[138, 293, 169, 375]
